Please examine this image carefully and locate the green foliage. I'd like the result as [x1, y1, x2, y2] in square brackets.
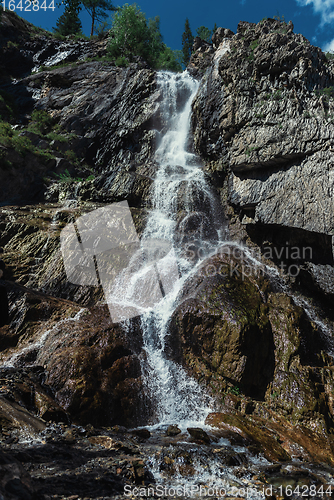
[81, 0, 116, 37]
[94, 20, 110, 37]
[84, 55, 113, 63]
[273, 12, 285, 22]
[55, 168, 83, 182]
[246, 39, 259, 61]
[156, 45, 182, 72]
[108, 4, 181, 71]
[64, 150, 78, 163]
[35, 61, 74, 73]
[228, 385, 241, 396]
[0, 90, 17, 121]
[316, 86, 334, 100]
[0, 122, 33, 156]
[182, 17, 193, 66]
[245, 145, 260, 156]
[6, 40, 19, 49]
[325, 52, 334, 61]
[0, 110, 93, 176]
[262, 90, 283, 101]
[28, 110, 54, 135]
[249, 39, 259, 51]
[196, 25, 212, 43]
[53, 0, 82, 36]
[108, 4, 152, 64]
[46, 131, 68, 142]
[114, 55, 129, 67]
[272, 89, 283, 100]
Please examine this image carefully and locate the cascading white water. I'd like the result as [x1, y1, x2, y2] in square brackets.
[107, 71, 224, 427]
[138, 72, 221, 426]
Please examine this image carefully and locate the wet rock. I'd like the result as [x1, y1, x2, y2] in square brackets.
[88, 435, 118, 449]
[0, 449, 37, 500]
[34, 304, 146, 428]
[0, 396, 46, 438]
[187, 427, 211, 444]
[169, 248, 334, 436]
[212, 446, 248, 466]
[166, 425, 181, 436]
[63, 429, 76, 444]
[298, 262, 334, 305]
[207, 409, 334, 466]
[0, 279, 147, 428]
[131, 428, 151, 439]
[206, 412, 291, 462]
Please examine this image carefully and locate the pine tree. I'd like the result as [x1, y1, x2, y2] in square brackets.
[54, 0, 82, 36]
[196, 26, 212, 43]
[81, 0, 116, 37]
[213, 23, 218, 35]
[182, 18, 193, 67]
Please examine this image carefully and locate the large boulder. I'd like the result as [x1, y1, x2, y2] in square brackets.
[169, 249, 334, 434]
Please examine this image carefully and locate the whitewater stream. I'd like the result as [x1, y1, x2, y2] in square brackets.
[106, 71, 225, 428]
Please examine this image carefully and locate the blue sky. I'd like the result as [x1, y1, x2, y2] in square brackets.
[10, 0, 334, 53]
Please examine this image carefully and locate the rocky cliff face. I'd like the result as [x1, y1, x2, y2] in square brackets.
[192, 19, 334, 238]
[2, 12, 334, 485]
[190, 17, 334, 304]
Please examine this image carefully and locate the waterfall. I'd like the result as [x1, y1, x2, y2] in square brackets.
[106, 71, 224, 427]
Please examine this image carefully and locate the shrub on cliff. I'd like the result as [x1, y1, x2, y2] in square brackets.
[196, 26, 212, 43]
[108, 3, 182, 71]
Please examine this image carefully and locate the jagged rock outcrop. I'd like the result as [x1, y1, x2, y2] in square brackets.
[30, 63, 159, 172]
[191, 18, 334, 243]
[0, 10, 108, 81]
[1, 63, 160, 206]
[1, 12, 160, 208]
[189, 17, 334, 307]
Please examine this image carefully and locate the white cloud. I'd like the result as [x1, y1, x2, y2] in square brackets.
[323, 38, 334, 51]
[296, 0, 334, 25]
